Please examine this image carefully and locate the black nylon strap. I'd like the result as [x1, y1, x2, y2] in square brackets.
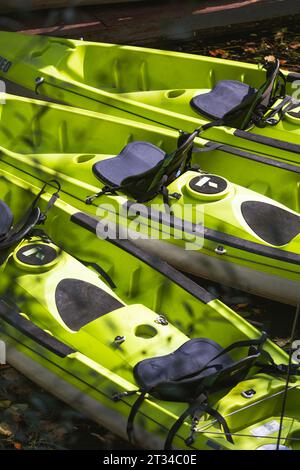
[85, 185, 120, 205]
[164, 400, 233, 450]
[2, 184, 45, 242]
[160, 174, 170, 208]
[234, 128, 300, 154]
[264, 95, 293, 120]
[44, 189, 60, 213]
[148, 130, 200, 194]
[265, 96, 300, 125]
[164, 400, 203, 450]
[201, 118, 224, 132]
[192, 142, 224, 153]
[202, 403, 234, 444]
[282, 99, 300, 119]
[74, 257, 116, 290]
[127, 391, 147, 444]
[0, 207, 41, 251]
[288, 110, 300, 119]
[199, 332, 267, 370]
[29, 180, 57, 212]
[0, 180, 60, 251]
[256, 362, 300, 376]
[260, 59, 281, 108]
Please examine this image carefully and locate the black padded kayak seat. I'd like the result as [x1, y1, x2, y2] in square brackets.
[119, 333, 267, 449]
[55, 278, 124, 331]
[134, 338, 236, 402]
[190, 80, 257, 120]
[0, 200, 13, 239]
[93, 142, 166, 187]
[89, 131, 199, 203]
[241, 200, 300, 246]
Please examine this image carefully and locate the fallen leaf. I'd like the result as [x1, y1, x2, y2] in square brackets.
[275, 31, 285, 42]
[0, 422, 13, 437]
[290, 43, 300, 50]
[0, 400, 12, 409]
[209, 49, 228, 58]
[234, 303, 249, 310]
[244, 47, 257, 54]
[8, 404, 29, 423]
[264, 55, 276, 62]
[253, 308, 262, 315]
[273, 337, 290, 348]
[12, 404, 28, 413]
[237, 310, 252, 318]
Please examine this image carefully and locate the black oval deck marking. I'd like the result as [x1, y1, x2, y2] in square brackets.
[241, 201, 300, 246]
[55, 278, 124, 331]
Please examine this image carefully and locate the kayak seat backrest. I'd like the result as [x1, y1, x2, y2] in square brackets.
[190, 60, 283, 130]
[190, 80, 257, 120]
[0, 207, 41, 251]
[133, 337, 259, 402]
[93, 142, 166, 188]
[0, 200, 13, 239]
[241, 201, 300, 246]
[55, 278, 124, 331]
[93, 134, 196, 202]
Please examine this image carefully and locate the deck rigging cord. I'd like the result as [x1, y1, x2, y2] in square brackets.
[276, 300, 300, 449]
[192, 383, 300, 443]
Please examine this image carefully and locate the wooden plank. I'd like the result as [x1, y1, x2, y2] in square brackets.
[3, 0, 300, 45]
[0, 0, 142, 14]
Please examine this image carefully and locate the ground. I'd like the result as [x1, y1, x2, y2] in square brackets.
[154, 16, 300, 72]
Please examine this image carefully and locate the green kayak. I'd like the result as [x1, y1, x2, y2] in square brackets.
[0, 32, 300, 163]
[0, 94, 299, 305]
[0, 162, 300, 450]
